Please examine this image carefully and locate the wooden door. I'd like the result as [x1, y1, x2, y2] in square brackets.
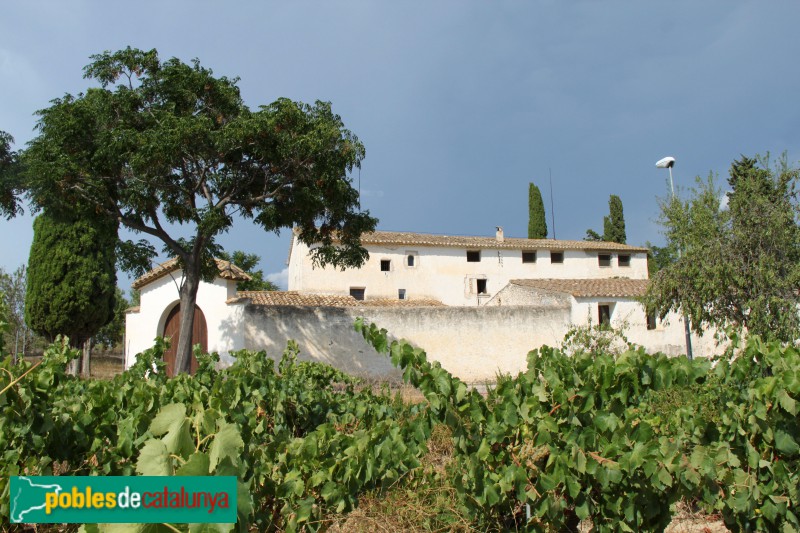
[162, 304, 207, 376]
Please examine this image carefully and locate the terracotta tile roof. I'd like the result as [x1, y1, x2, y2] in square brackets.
[132, 257, 252, 289]
[346, 230, 648, 252]
[228, 291, 445, 308]
[509, 278, 649, 298]
[125, 306, 140, 314]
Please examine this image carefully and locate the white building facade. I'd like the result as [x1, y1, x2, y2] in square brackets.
[288, 228, 650, 306]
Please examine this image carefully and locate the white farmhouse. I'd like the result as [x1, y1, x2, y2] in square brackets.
[125, 227, 719, 383]
[288, 227, 650, 306]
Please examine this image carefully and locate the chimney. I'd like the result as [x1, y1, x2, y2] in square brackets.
[495, 226, 504, 242]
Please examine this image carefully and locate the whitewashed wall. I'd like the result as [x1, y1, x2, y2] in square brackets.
[244, 303, 572, 383]
[288, 238, 648, 306]
[124, 272, 245, 368]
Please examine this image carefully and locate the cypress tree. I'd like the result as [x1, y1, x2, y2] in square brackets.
[528, 183, 548, 239]
[25, 209, 117, 369]
[602, 195, 626, 244]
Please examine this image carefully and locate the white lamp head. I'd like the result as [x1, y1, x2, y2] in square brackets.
[656, 156, 676, 169]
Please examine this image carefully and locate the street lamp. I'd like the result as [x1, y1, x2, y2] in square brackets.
[655, 156, 694, 360]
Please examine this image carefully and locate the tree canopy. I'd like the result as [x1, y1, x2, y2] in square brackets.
[22, 47, 377, 372]
[528, 183, 547, 239]
[217, 250, 280, 291]
[25, 210, 118, 350]
[586, 195, 626, 243]
[643, 154, 800, 341]
[0, 130, 21, 219]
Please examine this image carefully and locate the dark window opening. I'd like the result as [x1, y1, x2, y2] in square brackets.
[598, 254, 611, 267]
[398, 289, 406, 300]
[522, 251, 537, 263]
[551, 251, 564, 264]
[598, 304, 611, 327]
[476, 279, 488, 294]
[380, 259, 391, 272]
[467, 250, 481, 262]
[350, 288, 365, 301]
[407, 255, 415, 267]
[618, 254, 631, 267]
[646, 311, 657, 330]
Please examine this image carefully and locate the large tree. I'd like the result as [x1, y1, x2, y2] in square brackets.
[217, 250, 280, 291]
[0, 265, 36, 361]
[643, 154, 800, 341]
[22, 47, 376, 373]
[528, 183, 547, 239]
[25, 210, 118, 372]
[0, 130, 22, 218]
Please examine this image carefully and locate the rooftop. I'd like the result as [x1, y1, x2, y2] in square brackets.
[132, 257, 252, 290]
[228, 290, 445, 308]
[509, 278, 649, 298]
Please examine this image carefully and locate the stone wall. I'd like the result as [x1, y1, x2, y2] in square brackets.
[244, 303, 572, 383]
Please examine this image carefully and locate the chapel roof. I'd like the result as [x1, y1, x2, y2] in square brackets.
[132, 257, 252, 290]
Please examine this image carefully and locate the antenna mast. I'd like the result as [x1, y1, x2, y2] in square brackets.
[549, 168, 556, 239]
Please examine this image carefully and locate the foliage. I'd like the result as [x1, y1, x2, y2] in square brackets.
[586, 194, 626, 243]
[93, 287, 129, 349]
[3, 322, 799, 531]
[0, 130, 21, 219]
[0, 265, 38, 358]
[528, 183, 547, 239]
[560, 319, 633, 356]
[0, 338, 430, 532]
[21, 46, 377, 373]
[358, 320, 800, 532]
[643, 154, 800, 341]
[644, 240, 677, 277]
[217, 250, 279, 291]
[25, 210, 117, 349]
[603, 194, 626, 244]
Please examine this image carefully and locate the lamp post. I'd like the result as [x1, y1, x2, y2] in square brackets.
[655, 156, 694, 360]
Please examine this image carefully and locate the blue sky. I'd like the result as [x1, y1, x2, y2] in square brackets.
[3, 2, 800, 292]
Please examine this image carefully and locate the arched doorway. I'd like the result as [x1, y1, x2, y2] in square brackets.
[162, 304, 207, 376]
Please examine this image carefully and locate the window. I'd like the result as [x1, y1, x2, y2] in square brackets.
[598, 304, 611, 326]
[398, 289, 406, 300]
[618, 254, 631, 267]
[350, 287, 365, 301]
[646, 311, 657, 330]
[476, 279, 488, 294]
[407, 255, 415, 267]
[522, 251, 537, 264]
[467, 250, 481, 262]
[550, 251, 564, 264]
[380, 259, 391, 272]
[598, 254, 611, 267]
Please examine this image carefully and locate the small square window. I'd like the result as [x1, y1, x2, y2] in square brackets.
[467, 250, 481, 262]
[380, 259, 391, 272]
[550, 251, 564, 264]
[522, 251, 537, 264]
[350, 287, 365, 301]
[476, 279, 488, 294]
[407, 255, 415, 267]
[598, 254, 611, 267]
[398, 289, 406, 300]
[618, 254, 631, 267]
[646, 311, 657, 330]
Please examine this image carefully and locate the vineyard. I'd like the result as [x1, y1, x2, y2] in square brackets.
[0, 322, 798, 532]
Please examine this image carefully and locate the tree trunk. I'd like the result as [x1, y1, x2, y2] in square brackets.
[81, 339, 91, 378]
[173, 259, 201, 375]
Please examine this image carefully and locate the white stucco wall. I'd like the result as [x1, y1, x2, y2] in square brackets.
[244, 304, 572, 383]
[124, 271, 245, 368]
[570, 297, 721, 357]
[288, 238, 648, 306]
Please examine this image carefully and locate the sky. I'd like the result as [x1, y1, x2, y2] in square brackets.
[3, 1, 800, 293]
